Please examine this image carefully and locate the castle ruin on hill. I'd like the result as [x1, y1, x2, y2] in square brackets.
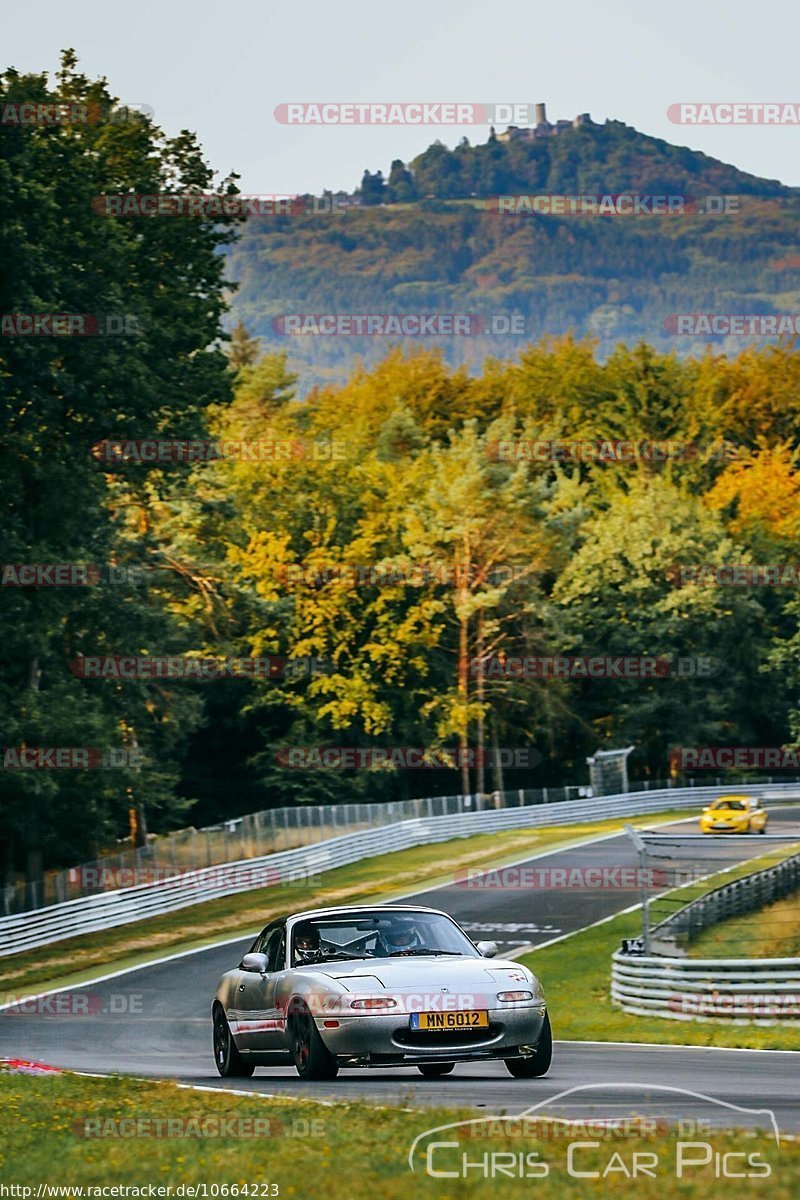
[496, 102, 594, 143]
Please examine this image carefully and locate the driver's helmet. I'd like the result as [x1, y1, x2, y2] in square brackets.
[380, 920, 421, 955]
[293, 922, 321, 965]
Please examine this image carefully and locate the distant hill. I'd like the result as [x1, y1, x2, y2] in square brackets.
[226, 118, 800, 392]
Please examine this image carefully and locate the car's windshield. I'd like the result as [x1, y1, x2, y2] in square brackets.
[290, 910, 477, 965]
[710, 799, 747, 811]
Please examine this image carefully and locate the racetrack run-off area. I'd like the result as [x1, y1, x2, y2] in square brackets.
[2, 808, 799, 1130]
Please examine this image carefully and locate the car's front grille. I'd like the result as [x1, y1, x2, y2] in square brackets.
[393, 1025, 503, 1048]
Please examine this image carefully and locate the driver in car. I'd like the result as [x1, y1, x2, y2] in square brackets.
[376, 920, 423, 956]
[293, 922, 322, 965]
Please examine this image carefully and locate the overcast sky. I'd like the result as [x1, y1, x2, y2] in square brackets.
[4, 0, 799, 193]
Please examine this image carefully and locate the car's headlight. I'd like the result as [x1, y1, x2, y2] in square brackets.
[497, 990, 534, 1002]
[349, 997, 397, 1010]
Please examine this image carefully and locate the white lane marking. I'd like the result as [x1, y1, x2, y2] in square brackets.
[555, 1040, 800, 1054]
[387, 815, 695, 904]
[506, 821, 800, 959]
[1, 821, 682, 1008]
[0, 933, 256, 1013]
[461, 923, 561, 934]
[506, 901, 643, 959]
[70, 1072, 419, 1113]
[0, 812, 767, 1009]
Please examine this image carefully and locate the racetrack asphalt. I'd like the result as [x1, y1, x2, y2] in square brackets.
[2, 807, 799, 1130]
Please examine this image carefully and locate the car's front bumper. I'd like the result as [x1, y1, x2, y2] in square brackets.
[700, 819, 749, 833]
[313, 1003, 547, 1063]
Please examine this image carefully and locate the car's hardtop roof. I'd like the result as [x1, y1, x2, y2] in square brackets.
[287, 904, 449, 923]
[711, 794, 757, 802]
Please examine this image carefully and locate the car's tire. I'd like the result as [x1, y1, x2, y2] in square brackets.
[213, 1004, 255, 1078]
[288, 1002, 339, 1080]
[417, 1062, 456, 1078]
[759, 824, 767, 834]
[505, 1012, 552, 1078]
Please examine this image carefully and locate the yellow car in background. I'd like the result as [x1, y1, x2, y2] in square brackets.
[699, 795, 768, 834]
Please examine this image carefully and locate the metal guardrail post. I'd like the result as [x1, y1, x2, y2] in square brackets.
[623, 823, 651, 954]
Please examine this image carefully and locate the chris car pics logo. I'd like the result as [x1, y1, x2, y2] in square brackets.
[407, 1084, 779, 1180]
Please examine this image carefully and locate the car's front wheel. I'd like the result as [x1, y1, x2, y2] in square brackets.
[288, 1003, 339, 1080]
[213, 1004, 255, 1078]
[505, 1012, 552, 1078]
[417, 1062, 455, 1078]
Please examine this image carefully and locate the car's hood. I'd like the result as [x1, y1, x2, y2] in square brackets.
[298, 955, 534, 990]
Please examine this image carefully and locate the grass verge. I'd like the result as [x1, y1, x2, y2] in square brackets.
[0, 811, 693, 999]
[519, 846, 800, 1050]
[0, 1071, 796, 1199]
[647, 840, 800, 932]
[689, 890, 800, 958]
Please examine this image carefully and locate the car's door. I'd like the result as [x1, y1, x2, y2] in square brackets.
[226, 927, 269, 1042]
[236, 925, 285, 1051]
[262, 928, 290, 1049]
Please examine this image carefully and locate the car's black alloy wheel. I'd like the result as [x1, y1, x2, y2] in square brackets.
[289, 1003, 339, 1080]
[213, 1004, 255, 1078]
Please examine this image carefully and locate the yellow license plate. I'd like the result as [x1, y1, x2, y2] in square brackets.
[411, 1010, 489, 1030]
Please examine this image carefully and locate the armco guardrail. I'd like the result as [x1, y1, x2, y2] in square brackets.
[4, 786, 595, 914]
[2, 782, 799, 957]
[611, 953, 800, 1023]
[10, 773, 796, 915]
[652, 851, 800, 944]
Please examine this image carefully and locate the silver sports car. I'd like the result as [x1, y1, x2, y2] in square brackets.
[212, 904, 551, 1080]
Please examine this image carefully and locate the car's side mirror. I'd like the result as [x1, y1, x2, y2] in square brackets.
[241, 952, 269, 974]
[476, 940, 498, 958]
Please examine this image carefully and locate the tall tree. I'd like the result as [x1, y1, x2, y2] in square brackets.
[0, 51, 240, 888]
